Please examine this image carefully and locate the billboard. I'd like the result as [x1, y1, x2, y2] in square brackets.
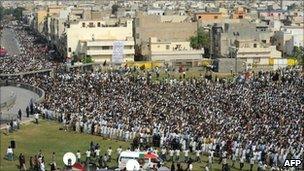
[112, 41, 125, 64]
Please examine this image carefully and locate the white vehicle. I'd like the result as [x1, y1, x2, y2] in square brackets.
[118, 151, 163, 170]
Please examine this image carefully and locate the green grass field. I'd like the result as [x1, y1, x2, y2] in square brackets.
[0, 120, 257, 171]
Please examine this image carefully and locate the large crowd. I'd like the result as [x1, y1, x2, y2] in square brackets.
[1, 24, 303, 171]
[11, 66, 303, 170]
[0, 26, 54, 74]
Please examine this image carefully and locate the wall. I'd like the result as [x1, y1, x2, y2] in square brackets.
[67, 20, 134, 59]
[135, 13, 197, 57]
[195, 12, 224, 21]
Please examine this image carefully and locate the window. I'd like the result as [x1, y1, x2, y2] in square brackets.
[262, 40, 266, 44]
[68, 47, 71, 52]
[253, 44, 257, 48]
[102, 46, 111, 50]
[166, 45, 170, 50]
[82, 23, 85, 27]
[198, 16, 202, 19]
[135, 18, 140, 27]
[214, 16, 218, 19]
[88, 22, 94, 27]
[97, 22, 101, 27]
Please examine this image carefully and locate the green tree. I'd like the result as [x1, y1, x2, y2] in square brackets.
[190, 28, 210, 50]
[12, 7, 24, 20]
[293, 46, 304, 65]
[82, 55, 94, 63]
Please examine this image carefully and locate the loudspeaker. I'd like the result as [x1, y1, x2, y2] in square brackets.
[11, 140, 16, 149]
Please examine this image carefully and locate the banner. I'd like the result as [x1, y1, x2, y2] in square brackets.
[112, 41, 124, 64]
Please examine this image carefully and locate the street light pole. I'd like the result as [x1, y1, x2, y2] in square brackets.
[233, 32, 239, 75]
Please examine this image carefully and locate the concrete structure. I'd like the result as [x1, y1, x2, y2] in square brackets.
[66, 20, 134, 63]
[211, 20, 273, 58]
[272, 26, 304, 55]
[195, 12, 225, 21]
[34, 9, 48, 33]
[134, 12, 197, 60]
[148, 37, 204, 61]
[231, 6, 249, 19]
[231, 40, 282, 66]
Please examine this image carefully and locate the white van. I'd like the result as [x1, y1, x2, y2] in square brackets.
[118, 151, 163, 170]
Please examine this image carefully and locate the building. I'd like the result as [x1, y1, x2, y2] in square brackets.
[66, 20, 134, 63]
[211, 20, 273, 58]
[148, 37, 204, 61]
[231, 40, 282, 66]
[34, 9, 48, 33]
[195, 12, 225, 22]
[134, 12, 197, 60]
[272, 26, 304, 55]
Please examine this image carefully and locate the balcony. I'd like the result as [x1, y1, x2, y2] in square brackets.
[151, 50, 204, 55]
[87, 49, 135, 56]
[87, 40, 135, 47]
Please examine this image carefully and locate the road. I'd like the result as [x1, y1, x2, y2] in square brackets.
[0, 86, 39, 120]
[1, 28, 20, 56]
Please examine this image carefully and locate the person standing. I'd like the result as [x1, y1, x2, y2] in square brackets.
[19, 153, 26, 170]
[26, 106, 30, 118]
[169, 149, 174, 162]
[116, 146, 122, 161]
[250, 156, 255, 171]
[175, 149, 180, 162]
[107, 147, 112, 161]
[30, 101, 34, 115]
[85, 149, 91, 163]
[76, 150, 81, 162]
[240, 156, 245, 171]
[95, 147, 100, 158]
[184, 149, 189, 162]
[161, 147, 167, 161]
[6, 146, 13, 161]
[18, 109, 22, 120]
[195, 149, 201, 162]
[51, 152, 56, 163]
[34, 113, 39, 124]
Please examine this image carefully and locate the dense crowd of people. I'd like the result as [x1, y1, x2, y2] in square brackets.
[10, 66, 303, 170]
[1, 23, 303, 171]
[0, 26, 54, 74]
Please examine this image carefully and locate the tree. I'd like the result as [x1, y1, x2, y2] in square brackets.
[190, 28, 210, 50]
[0, 7, 24, 21]
[293, 46, 304, 65]
[82, 55, 94, 63]
[111, 4, 119, 15]
[12, 7, 24, 20]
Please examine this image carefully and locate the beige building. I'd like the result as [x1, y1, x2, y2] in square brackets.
[148, 37, 204, 61]
[66, 20, 134, 63]
[232, 40, 282, 66]
[34, 9, 48, 33]
[134, 12, 197, 60]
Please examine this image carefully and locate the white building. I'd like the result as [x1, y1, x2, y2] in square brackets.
[66, 20, 134, 63]
[273, 26, 304, 55]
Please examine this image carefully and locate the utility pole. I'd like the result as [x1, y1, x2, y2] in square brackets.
[233, 32, 239, 74]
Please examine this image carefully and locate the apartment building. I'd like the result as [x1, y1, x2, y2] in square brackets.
[211, 20, 273, 58]
[148, 37, 204, 61]
[272, 26, 304, 55]
[134, 12, 197, 60]
[66, 20, 134, 63]
[231, 40, 282, 65]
